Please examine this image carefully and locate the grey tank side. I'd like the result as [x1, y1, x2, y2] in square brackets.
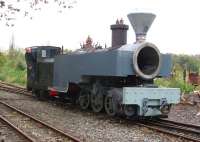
[159, 54, 172, 77]
[53, 49, 172, 89]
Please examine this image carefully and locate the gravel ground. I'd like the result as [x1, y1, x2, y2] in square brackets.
[0, 119, 27, 142]
[0, 90, 192, 142]
[168, 104, 200, 126]
[0, 103, 71, 142]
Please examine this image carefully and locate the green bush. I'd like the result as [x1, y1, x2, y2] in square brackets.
[0, 53, 6, 67]
[0, 49, 26, 86]
[155, 64, 196, 93]
[155, 54, 200, 93]
[155, 78, 194, 93]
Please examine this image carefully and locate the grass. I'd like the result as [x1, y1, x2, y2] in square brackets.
[0, 49, 27, 86]
[155, 65, 196, 93]
[155, 77, 195, 94]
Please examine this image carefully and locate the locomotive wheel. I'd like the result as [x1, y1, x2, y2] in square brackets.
[78, 89, 90, 110]
[124, 105, 136, 117]
[91, 94, 104, 113]
[104, 94, 117, 116]
[91, 83, 104, 113]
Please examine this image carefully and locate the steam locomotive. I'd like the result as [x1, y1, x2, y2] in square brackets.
[25, 13, 180, 117]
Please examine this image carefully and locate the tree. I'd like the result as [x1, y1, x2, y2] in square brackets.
[0, 0, 76, 26]
[173, 54, 200, 72]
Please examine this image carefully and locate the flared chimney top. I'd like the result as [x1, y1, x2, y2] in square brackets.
[127, 12, 156, 43]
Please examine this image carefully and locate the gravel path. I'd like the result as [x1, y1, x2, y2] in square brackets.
[0, 90, 191, 142]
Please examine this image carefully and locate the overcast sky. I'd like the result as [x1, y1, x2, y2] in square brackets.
[0, 0, 200, 54]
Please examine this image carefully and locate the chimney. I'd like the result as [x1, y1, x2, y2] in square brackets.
[127, 13, 156, 43]
[110, 19, 129, 47]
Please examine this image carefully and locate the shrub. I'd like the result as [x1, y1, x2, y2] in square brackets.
[0, 49, 26, 86]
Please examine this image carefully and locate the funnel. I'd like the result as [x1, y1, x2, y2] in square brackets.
[127, 13, 156, 42]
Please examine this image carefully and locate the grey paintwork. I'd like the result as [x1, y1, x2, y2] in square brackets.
[128, 13, 156, 36]
[53, 45, 172, 89]
[122, 87, 180, 116]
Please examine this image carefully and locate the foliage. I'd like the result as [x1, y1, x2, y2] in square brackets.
[63, 48, 72, 54]
[172, 54, 200, 72]
[0, 53, 6, 66]
[155, 76, 195, 94]
[0, 49, 26, 86]
[155, 54, 200, 93]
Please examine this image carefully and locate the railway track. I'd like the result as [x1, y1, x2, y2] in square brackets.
[0, 114, 35, 142]
[0, 81, 31, 96]
[137, 118, 200, 142]
[1, 81, 200, 141]
[0, 81, 25, 89]
[0, 101, 81, 142]
[0, 116, 30, 142]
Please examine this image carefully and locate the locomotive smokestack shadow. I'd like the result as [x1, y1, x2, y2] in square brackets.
[127, 13, 156, 43]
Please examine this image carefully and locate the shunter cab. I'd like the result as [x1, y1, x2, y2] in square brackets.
[25, 46, 61, 94]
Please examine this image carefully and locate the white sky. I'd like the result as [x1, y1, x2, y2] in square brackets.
[0, 0, 200, 54]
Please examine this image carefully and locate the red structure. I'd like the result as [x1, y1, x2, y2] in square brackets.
[188, 72, 200, 86]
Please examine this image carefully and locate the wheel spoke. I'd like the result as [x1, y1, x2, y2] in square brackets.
[104, 95, 117, 116]
[91, 94, 103, 113]
[79, 90, 90, 110]
[91, 83, 104, 113]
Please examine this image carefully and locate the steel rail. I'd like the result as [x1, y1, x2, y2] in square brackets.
[0, 101, 82, 142]
[0, 81, 25, 89]
[159, 118, 200, 129]
[0, 85, 31, 96]
[136, 122, 200, 142]
[0, 115, 35, 142]
[0, 82, 26, 93]
[144, 120, 200, 134]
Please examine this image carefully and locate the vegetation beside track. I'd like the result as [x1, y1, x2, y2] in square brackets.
[0, 48, 200, 92]
[155, 54, 200, 93]
[0, 49, 26, 86]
